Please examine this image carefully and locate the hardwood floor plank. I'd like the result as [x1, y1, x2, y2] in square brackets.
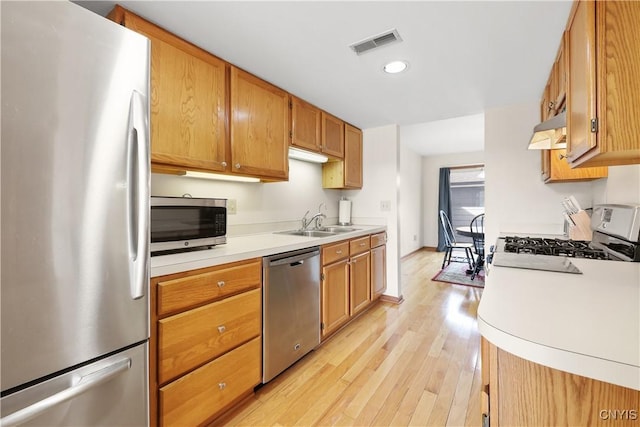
[221, 250, 482, 427]
[408, 390, 438, 426]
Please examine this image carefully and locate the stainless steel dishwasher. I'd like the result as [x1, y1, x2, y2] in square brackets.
[263, 246, 321, 383]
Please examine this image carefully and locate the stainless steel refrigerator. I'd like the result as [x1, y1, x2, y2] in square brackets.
[1, 2, 150, 425]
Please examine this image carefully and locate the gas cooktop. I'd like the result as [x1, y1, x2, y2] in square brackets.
[502, 236, 610, 260]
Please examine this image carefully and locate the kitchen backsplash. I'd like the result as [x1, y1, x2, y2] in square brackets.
[151, 159, 344, 236]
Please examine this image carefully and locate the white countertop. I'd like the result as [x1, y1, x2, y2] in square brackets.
[151, 225, 386, 277]
[478, 252, 640, 391]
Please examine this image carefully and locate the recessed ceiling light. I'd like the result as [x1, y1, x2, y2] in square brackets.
[384, 60, 408, 74]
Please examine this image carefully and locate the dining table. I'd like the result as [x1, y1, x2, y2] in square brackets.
[456, 226, 485, 276]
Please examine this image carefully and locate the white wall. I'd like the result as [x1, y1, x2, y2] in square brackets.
[344, 125, 401, 299]
[399, 145, 423, 257]
[151, 159, 343, 235]
[592, 165, 640, 205]
[484, 101, 598, 246]
[422, 151, 485, 248]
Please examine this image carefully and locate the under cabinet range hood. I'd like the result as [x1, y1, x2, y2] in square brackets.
[527, 110, 567, 150]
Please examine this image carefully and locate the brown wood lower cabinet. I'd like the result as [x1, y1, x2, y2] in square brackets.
[482, 337, 640, 426]
[150, 258, 262, 426]
[370, 232, 387, 299]
[160, 337, 261, 427]
[321, 232, 386, 340]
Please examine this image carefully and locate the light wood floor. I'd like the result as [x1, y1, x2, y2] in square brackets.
[222, 249, 483, 427]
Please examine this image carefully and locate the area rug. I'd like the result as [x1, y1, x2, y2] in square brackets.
[432, 261, 484, 288]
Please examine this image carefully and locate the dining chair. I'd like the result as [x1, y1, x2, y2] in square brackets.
[439, 210, 474, 270]
[469, 213, 485, 280]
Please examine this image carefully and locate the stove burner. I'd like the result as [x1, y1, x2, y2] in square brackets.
[503, 236, 610, 260]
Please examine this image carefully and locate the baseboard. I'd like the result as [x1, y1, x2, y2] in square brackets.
[379, 294, 404, 305]
[422, 246, 437, 252]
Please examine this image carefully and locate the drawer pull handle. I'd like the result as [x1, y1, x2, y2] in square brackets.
[217, 325, 226, 334]
[218, 382, 226, 390]
[217, 280, 225, 288]
[360, 243, 366, 246]
[336, 250, 343, 254]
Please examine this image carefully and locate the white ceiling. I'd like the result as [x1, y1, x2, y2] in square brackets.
[77, 0, 572, 156]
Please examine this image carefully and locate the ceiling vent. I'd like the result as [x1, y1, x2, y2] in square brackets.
[349, 29, 402, 55]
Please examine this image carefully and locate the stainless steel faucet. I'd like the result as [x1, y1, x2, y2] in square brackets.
[301, 203, 326, 230]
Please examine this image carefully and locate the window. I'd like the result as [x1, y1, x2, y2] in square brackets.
[450, 167, 485, 243]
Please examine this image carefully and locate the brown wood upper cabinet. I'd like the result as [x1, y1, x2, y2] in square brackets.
[230, 66, 289, 180]
[565, 0, 640, 168]
[290, 96, 321, 152]
[321, 112, 345, 158]
[539, 14, 606, 183]
[322, 124, 363, 189]
[108, 6, 227, 173]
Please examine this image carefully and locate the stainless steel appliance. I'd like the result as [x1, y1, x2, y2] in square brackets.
[1, 2, 150, 425]
[150, 196, 227, 255]
[262, 247, 321, 383]
[590, 204, 640, 261]
[490, 204, 640, 274]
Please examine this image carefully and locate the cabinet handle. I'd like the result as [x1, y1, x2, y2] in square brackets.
[235, 163, 241, 169]
[336, 250, 343, 255]
[217, 280, 225, 288]
[221, 161, 227, 167]
[218, 382, 226, 390]
[217, 325, 226, 334]
[359, 243, 366, 247]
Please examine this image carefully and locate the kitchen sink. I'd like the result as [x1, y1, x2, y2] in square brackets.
[319, 226, 360, 233]
[275, 230, 338, 237]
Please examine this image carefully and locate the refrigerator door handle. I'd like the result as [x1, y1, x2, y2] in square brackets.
[127, 90, 150, 300]
[0, 358, 131, 427]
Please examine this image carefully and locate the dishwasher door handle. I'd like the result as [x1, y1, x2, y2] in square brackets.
[267, 249, 320, 267]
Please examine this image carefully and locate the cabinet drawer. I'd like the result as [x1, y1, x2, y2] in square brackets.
[159, 337, 261, 427]
[156, 258, 261, 316]
[158, 288, 261, 384]
[322, 241, 350, 265]
[370, 232, 386, 248]
[350, 236, 370, 256]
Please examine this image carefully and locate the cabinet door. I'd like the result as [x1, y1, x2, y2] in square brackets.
[159, 337, 261, 427]
[349, 251, 370, 316]
[541, 150, 551, 182]
[291, 96, 321, 152]
[344, 124, 363, 188]
[118, 10, 227, 172]
[566, 0, 597, 163]
[230, 67, 289, 180]
[321, 112, 344, 158]
[544, 148, 607, 183]
[158, 289, 261, 384]
[321, 260, 349, 338]
[371, 245, 386, 300]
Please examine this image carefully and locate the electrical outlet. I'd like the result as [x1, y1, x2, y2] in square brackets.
[413, 234, 417, 241]
[380, 200, 391, 211]
[227, 199, 237, 215]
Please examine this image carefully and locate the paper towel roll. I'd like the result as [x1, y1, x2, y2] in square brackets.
[339, 199, 352, 225]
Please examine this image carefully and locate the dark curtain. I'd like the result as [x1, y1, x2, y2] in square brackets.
[437, 167, 451, 251]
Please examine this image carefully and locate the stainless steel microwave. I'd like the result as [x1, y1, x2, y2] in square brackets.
[150, 196, 227, 254]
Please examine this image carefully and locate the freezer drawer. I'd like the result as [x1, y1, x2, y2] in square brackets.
[0, 342, 148, 427]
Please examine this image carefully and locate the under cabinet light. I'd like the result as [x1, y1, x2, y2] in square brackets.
[183, 171, 260, 183]
[288, 147, 329, 163]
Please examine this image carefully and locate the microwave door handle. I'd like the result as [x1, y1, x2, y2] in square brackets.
[127, 90, 150, 300]
[0, 358, 131, 427]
